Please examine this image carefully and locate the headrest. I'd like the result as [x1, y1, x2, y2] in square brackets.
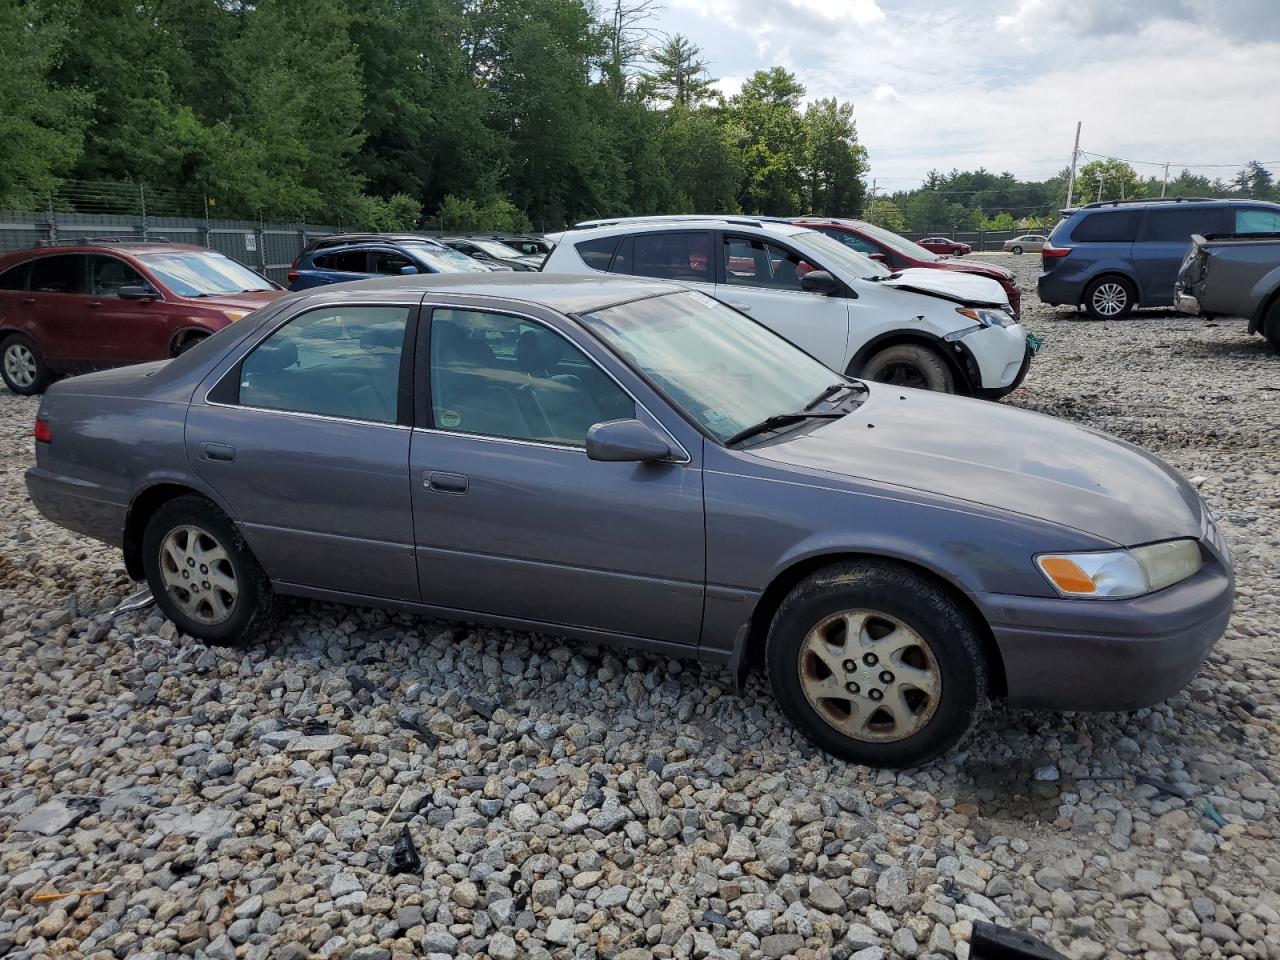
[250, 338, 298, 372]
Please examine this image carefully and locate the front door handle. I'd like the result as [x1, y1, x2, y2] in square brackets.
[727, 302, 752, 311]
[21, 297, 36, 305]
[87, 300, 103, 309]
[202, 442, 236, 462]
[426, 471, 468, 494]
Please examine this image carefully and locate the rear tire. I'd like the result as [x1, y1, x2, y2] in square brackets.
[142, 495, 273, 646]
[765, 561, 986, 767]
[1, 334, 51, 395]
[1083, 276, 1136, 320]
[860, 344, 955, 393]
[173, 331, 209, 357]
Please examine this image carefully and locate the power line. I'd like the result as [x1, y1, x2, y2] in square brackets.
[1077, 150, 1279, 170]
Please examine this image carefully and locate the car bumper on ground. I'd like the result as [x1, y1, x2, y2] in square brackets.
[25, 466, 126, 549]
[980, 553, 1233, 711]
[1174, 290, 1200, 315]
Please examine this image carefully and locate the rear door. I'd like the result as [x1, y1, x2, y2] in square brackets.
[24, 254, 93, 367]
[1134, 206, 1226, 305]
[713, 233, 850, 367]
[610, 230, 717, 296]
[186, 296, 420, 601]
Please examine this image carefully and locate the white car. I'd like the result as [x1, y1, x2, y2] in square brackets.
[542, 217, 1031, 396]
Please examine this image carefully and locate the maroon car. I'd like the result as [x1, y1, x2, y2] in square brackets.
[794, 220, 1020, 316]
[0, 242, 283, 394]
[918, 236, 972, 256]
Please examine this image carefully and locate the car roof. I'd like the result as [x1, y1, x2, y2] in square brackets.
[564, 219, 810, 242]
[3, 241, 210, 258]
[304, 272, 685, 314]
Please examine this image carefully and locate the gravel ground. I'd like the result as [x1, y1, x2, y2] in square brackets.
[2, 254, 1279, 960]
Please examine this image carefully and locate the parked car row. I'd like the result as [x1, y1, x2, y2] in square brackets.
[26, 272, 1233, 766]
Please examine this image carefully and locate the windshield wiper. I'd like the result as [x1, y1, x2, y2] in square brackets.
[866, 272, 904, 282]
[804, 381, 864, 411]
[724, 411, 845, 448]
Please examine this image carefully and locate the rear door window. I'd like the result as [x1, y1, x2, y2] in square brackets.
[315, 249, 369, 273]
[1234, 208, 1280, 233]
[28, 255, 83, 294]
[0, 263, 31, 291]
[624, 232, 712, 283]
[1070, 211, 1140, 243]
[1138, 207, 1225, 242]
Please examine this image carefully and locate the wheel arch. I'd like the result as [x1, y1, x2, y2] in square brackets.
[1250, 283, 1280, 336]
[168, 324, 214, 357]
[846, 330, 978, 395]
[731, 551, 1007, 699]
[123, 480, 234, 579]
[1082, 270, 1141, 307]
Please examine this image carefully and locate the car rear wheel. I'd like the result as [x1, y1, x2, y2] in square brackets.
[1083, 276, 1136, 320]
[859, 344, 955, 393]
[1, 334, 50, 395]
[766, 561, 986, 767]
[173, 331, 209, 356]
[1010, 245, 1023, 255]
[1264, 298, 1280, 353]
[142, 495, 273, 645]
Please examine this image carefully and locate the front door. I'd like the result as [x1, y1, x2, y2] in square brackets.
[85, 253, 163, 364]
[186, 299, 420, 601]
[409, 304, 705, 646]
[714, 234, 850, 367]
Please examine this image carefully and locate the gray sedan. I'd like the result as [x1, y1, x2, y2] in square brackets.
[26, 274, 1233, 766]
[1002, 234, 1048, 254]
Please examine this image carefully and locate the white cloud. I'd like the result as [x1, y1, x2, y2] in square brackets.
[872, 83, 901, 104]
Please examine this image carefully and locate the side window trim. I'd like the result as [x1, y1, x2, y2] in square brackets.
[414, 301, 689, 462]
[206, 299, 422, 427]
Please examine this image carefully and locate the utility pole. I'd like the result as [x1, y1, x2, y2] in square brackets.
[1161, 162, 1170, 198]
[1064, 121, 1082, 209]
[1096, 172, 1105, 203]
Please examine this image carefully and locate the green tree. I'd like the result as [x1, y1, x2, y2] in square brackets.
[801, 98, 866, 216]
[0, 0, 88, 205]
[435, 194, 531, 232]
[1076, 159, 1143, 203]
[646, 34, 716, 107]
[729, 68, 807, 215]
[864, 197, 906, 232]
[1232, 160, 1276, 199]
[659, 107, 743, 212]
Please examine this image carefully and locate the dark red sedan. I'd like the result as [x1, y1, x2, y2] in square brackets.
[793, 219, 1020, 316]
[918, 236, 973, 256]
[0, 242, 283, 394]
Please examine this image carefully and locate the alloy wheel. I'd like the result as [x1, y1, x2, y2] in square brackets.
[3, 343, 37, 389]
[797, 609, 942, 743]
[876, 362, 929, 390]
[1091, 282, 1128, 317]
[158, 525, 238, 625]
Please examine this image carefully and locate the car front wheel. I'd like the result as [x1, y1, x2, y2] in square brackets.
[766, 562, 986, 767]
[1010, 245, 1022, 255]
[142, 495, 273, 645]
[1083, 276, 1136, 320]
[859, 344, 955, 393]
[1, 334, 50, 395]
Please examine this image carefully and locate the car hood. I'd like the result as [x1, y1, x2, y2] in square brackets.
[748, 386, 1204, 546]
[933, 259, 1016, 283]
[192, 290, 284, 311]
[879, 268, 1009, 306]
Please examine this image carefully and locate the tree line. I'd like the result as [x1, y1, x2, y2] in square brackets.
[2, 0, 867, 231]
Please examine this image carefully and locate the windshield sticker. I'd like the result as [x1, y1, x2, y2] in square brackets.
[702, 408, 731, 427]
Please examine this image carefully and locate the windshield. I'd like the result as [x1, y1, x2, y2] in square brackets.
[471, 239, 525, 259]
[788, 229, 891, 279]
[582, 290, 850, 443]
[139, 252, 277, 296]
[855, 222, 940, 261]
[402, 242, 489, 273]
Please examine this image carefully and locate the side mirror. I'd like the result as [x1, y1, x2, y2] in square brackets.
[867, 252, 888, 263]
[799, 269, 841, 296]
[470, 251, 489, 260]
[117, 285, 157, 301]
[399, 265, 419, 275]
[586, 419, 672, 463]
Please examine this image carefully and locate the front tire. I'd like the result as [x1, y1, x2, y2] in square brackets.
[142, 495, 273, 645]
[1010, 245, 1023, 255]
[1083, 276, 1136, 320]
[1263, 298, 1280, 353]
[1, 334, 50, 395]
[860, 344, 955, 393]
[766, 562, 986, 767]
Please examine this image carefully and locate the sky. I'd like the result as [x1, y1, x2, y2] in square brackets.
[658, 0, 1280, 188]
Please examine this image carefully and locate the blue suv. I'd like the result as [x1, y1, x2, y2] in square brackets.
[287, 234, 490, 291]
[1038, 198, 1280, 319]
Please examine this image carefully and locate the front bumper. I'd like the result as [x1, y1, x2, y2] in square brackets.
[981, 553, 1233, 711]
[1174, 290, 1200, 315]
[953, 322, 1028, 390]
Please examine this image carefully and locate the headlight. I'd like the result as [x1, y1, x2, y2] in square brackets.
[1036, 539, 1202, 599]
[956, 306, 1015, 328]
[223, 310, 249, 323]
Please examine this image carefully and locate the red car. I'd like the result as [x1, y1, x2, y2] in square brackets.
[917, 236, 973, 256]
[0, 242, 283, 394]
[794, 219, 1020, 315]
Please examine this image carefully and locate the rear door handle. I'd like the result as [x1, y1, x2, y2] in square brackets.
[87, 300, 103, 309]
[426, 471, 468, 494]
[21, 298, 35, 305]
[202, 442, 236, 462]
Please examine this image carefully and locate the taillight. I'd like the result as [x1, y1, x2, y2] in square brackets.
[1041, 243, 1071, 259]
[287, 271, 299, 284]
[34, 418, 51, 443]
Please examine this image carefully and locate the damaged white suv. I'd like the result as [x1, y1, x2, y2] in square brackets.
[542, 217, 1032, 397]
